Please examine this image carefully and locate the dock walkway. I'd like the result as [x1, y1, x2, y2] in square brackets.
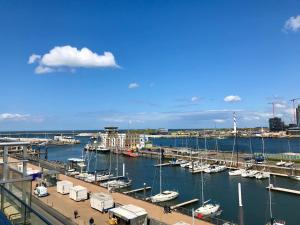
[267, 184, 300, 196]
[30, 163, 211, 225]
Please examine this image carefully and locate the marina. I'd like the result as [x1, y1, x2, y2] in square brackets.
[40, 135, 300, 225]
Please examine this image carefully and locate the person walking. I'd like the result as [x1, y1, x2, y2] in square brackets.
[89, 217, 94, 225]
[73, 210, 78, 219]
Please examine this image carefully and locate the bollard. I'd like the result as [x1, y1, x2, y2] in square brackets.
[238, 183, 243, 207]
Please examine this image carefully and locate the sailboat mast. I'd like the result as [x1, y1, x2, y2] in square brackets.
[201, 156, 204, 205]
[268, 176, 273, 219]
[160, 147, 162, 194]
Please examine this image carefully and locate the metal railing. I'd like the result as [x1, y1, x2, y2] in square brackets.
[0, 185, 52, 225]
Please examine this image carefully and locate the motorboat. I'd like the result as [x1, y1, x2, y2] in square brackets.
[276, 160, 286, 167]
[169, 159, 182, 166]
[100, 178, 132, 189]
[284, 161, 294, 167]
[84, 173, 112, 182]
[150, 190, 179, 203]
[96, 146, 110, 153]
[191, 163, 210, 173]
[194, 201, 220, 217]
[123, 149, 139, 157]
[255, 171, 270, 179]
[228, 168, 245, 176]
[241, 170, 258, 178]
[180, 161, 190, 168]
[204, 165, 227, 174]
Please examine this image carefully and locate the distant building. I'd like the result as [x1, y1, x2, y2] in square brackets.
[99, 127, 148, 150]
[269, 117, 285, 132]
[287, 105, 300, 135]
[125, 132, 148, 150]
[158, 128, 168, 134]
[99, 127, 126, 149]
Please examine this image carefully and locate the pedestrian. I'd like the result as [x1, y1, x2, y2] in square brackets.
[74, 210, 78, 219]
[89, 217, 94, 225]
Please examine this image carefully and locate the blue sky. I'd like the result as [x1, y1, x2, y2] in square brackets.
[1, 0, 300, 130]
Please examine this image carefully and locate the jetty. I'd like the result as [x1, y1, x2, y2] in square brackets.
[123, 186, 151, 194]
[266, 184, 300, 195]
[170, 198, 199, 210]
[154, 162, 171, 167]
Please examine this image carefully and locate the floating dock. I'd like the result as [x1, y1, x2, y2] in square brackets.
[266, 184, 300, 195]
[123, 186, 151, 194]
[154, 163, 171, 167]
[170, 198, 199, 210]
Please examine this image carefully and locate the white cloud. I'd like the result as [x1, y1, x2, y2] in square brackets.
[28, 54, 41, 64]
[224, 95, 241, 102]
[0, 113, 29, 121]
[29, 45, 118, 74]
[191, 96, 199, 102]
[274, 103, 286, 108]
[213, 119, 225, 123]
[128, 83, 139, 89]
[284, 15, 300, 32]
[35, 65, 54, 74]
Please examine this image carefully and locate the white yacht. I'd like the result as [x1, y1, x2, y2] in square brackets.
[194, 200, 220, 216]
[276, 160, 286, 167]
[180, 161, 190, 168]
[204, 165, 226, 174]
[229, 168, 245, 176]
[151, 148, 179, 203]
[150, 191, 179, 203]
[194, 163, 221, 217]
[241, 169, 258, 178]
[101, 178, 132, 189]
[255, 171, 270, 179]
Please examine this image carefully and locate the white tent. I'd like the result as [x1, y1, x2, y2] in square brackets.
[57, 180, 73, 194]
[109, 204, 147, 225]
[90, 192, 114, 212]
[69, 185, 87, 201]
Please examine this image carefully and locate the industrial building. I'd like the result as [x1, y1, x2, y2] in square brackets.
[269, 117, 285, 132]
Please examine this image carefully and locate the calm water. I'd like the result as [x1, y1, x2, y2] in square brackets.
[44, 136, 300, 225]
[151, 136, 300, 154]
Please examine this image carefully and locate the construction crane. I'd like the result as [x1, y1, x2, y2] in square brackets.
[268, 102, 276, 118]
[290, 98, 300, 124]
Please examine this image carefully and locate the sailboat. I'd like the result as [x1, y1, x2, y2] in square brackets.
[194, 165, 220, 217]
[266, 177, 286, 225]
[151, 148, 179, 203]
[229, 112, 245, 176]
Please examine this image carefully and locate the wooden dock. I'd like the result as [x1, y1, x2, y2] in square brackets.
[170, 198, 199, 210]
[123, 186, 151, 194]
[266, 184, 300, 195]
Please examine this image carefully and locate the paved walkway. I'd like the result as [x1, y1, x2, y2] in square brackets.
[33, 171, 211, 225]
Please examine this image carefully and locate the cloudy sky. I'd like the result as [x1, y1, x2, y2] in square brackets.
[0, 0, 300, 131]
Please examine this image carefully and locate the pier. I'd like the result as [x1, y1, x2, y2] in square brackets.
[154, 162, 171, 167]
[170, 198, 199, 210]
[123, 186, 151, 194]
[266, 184, 300, 196]
[28, 163, 211, 225]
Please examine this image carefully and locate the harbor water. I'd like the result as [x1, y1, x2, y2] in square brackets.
[44, 136, 300, 225]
